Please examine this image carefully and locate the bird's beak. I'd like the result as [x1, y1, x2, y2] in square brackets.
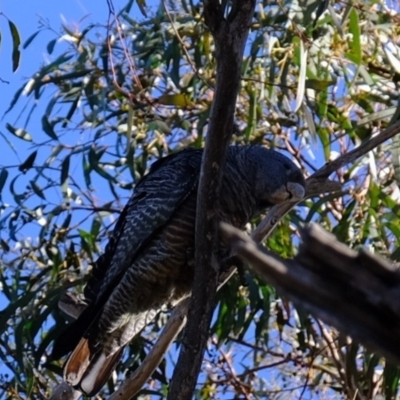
[268, 182, 305, 204]
[286, 181, 305, 201]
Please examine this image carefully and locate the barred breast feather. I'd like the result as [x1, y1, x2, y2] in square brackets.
[52, 146, 305, 396]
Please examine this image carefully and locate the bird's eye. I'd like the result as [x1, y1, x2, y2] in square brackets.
[283, 163, 292, 170]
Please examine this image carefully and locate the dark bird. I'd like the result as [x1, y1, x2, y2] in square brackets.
[52, 145, 305, 396]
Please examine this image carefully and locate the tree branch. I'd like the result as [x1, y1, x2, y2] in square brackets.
[202, 0, 223, 34]
[221, 222, 400, 365]
[313, 120, 400, 180]
[167, 2, 256, 399]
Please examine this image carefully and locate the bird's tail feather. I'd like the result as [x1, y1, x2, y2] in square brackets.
[61, 308, 160, 395]
[63, 337, 92, 386]
[52, 303, 99, 359]
[64, 337, 124, 396]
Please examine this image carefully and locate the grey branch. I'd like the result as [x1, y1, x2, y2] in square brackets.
[221, 222, 400, 365]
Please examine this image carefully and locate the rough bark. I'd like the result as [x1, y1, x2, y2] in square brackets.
[167, 2, 256, 399]
[222, 223, 400, 365]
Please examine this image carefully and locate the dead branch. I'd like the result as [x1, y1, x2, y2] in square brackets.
[221, 222, 400, 365]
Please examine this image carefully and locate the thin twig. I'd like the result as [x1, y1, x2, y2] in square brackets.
[212, 337, 252, 399]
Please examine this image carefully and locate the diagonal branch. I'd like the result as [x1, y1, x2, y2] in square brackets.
[313, 120, 400, 180]
[221, 222, 400, 365]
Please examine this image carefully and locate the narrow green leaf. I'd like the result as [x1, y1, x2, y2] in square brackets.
[82, 154, 92, 188]
[147, 120, 171, 134]
[41, 116, 58, 140]
[302, 104, 317, 143]
[62, 95, 80, 128]
[47, 38, 57, 55]
[0, 169, 9, 195]
[383, 363, 400, 399]
[30, 180, 46, 200]
[318, 127, 330, 161]
[306, 79, 335, 90]
[157, 94, 193, 108]
[23, 30, 40, 49]
[391, 134, 400, 186]
[8, 20, 21, 72]
[18, 151, 37, 172]
[245, 88, 257, 141]
[358, 108, 396, 127]
[3, 85, 24, 116]
[40, 53, 73, 76]
[294, 40, 308, 112]
[61, 214, 72, 230]
[60, 156, 70, 194]
[9, 174, 25, 208]
[136, 0, 148, 17]
[345, 8, 361, 65]
[91, 217, 101, 238]
[79, 229, 95, 256]
[127, 104, 134, 144]
[0, 239, 10, 252]
[384, 47, 400, 74]
[6, 123, 32, 141]
[0, 290, 37, 332]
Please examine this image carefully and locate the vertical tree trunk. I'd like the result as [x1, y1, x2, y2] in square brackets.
[167, 1, 256, 399]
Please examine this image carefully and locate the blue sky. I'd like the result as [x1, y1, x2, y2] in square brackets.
[0, 0, 128, 85]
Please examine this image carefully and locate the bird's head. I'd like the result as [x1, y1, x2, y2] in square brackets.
[247, 147, 306, 209]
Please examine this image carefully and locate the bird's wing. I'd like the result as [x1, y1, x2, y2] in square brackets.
[52, 149, 202, 359]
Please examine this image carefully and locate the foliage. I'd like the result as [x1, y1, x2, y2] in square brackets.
[1, 0, 400, 399]
[0, 12, 21, 74]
